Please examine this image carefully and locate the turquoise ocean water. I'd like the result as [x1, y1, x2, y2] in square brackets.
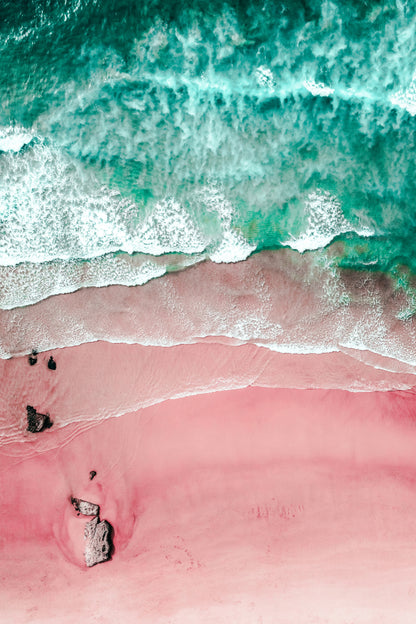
[1, 0, 416, 309]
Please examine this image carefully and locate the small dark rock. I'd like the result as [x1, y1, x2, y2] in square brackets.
[28, 350, 38, 366]
[26, 405, 53, 433]
[84, 517, 114, 567]
[71, 497, 100, 517]
[89, 471, 97, 481]
[47, 356, 56, 370]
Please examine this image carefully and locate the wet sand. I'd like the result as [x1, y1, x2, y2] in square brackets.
[2, 251, 415, 371]
[1, 341, 415, 450]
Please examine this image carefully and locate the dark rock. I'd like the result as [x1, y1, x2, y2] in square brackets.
[89, 471, 97, 481]
[47, 356, 56, 370]
[28, 350, 38, 366]
[71, 497, 100, 517]
[26, 405, 53, 433]
[84, 517, 114, 567]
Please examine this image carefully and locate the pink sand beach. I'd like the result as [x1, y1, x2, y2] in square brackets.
[1, 251, 416, 622]
[1, 336, 416, 623]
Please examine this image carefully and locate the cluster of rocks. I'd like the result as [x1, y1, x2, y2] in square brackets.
[71, 495, 114, 567]
[26, 350, 56, 433]
[28, 350, 56, 370]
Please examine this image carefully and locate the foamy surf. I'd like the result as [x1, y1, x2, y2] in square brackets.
[0, 252, 204, 309]
[282, 191, 374, 253]
[1, 0, 416, 276]
[0, 138, 257, 266]
[1, 250, 415, 375]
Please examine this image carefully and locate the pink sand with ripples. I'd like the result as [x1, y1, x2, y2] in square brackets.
[2, 251, 416, 623]
[1, 347, 416, 623]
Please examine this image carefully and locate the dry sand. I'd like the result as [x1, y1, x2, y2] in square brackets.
[2, 375, 416, 623]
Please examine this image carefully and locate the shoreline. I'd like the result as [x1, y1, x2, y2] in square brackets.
[1, 250, 415, 367]
[1, 340, 416, 450]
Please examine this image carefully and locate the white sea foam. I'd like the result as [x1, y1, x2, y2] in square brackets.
[389, 70, 416, 115]
[256, 66, 275, 90]
[303, 80, 334, 97]
[0, 126, 33, 153]
[0, 136, 260, 269]
[210, 228, 256, 263]
[0, 254, 177, 309]
[0, 141, 133, 264]
[283, 191, 374, 253]
[258, 342, 336, 355]
[201, 185, 256, 263]
[133, 198, 207, 255]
